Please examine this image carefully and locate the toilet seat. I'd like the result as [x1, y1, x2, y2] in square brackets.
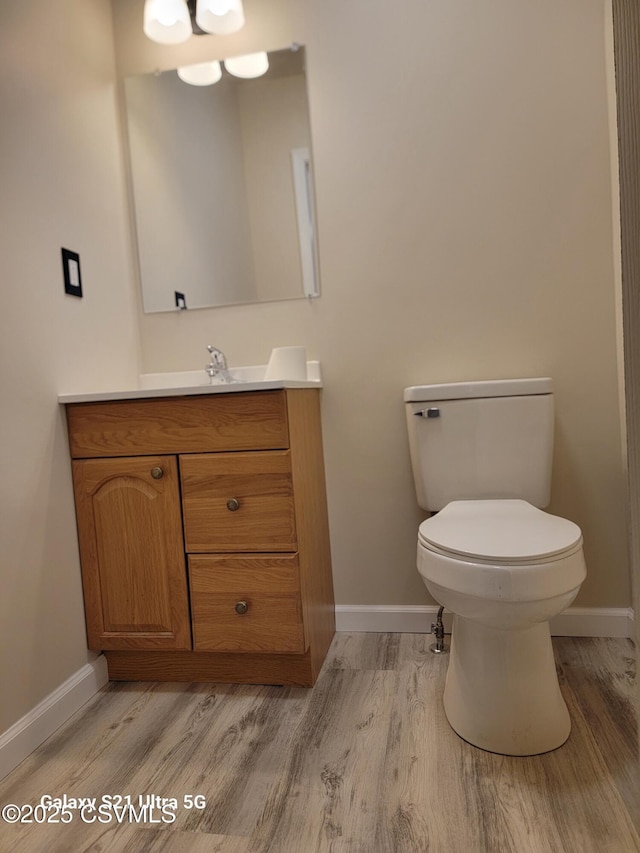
[417, 499, 585, 602]
[418, 499, 582, 564]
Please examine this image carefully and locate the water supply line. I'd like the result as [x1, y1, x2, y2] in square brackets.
[430, 606, 448, 654]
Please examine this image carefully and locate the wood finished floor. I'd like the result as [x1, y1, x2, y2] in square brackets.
[0, 634, 638, 852]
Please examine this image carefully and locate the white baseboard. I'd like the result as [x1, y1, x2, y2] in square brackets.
[549, 606, 634, 638]
[335, 604, 635, 639]
[0, 656, 108, 782]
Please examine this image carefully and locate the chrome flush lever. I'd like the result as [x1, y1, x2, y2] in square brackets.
[414, 408, 440, 418]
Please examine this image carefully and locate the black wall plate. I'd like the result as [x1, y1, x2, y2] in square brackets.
[62, 248, 82, 298]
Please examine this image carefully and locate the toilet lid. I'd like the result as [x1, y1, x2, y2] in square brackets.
[418, 500, 582, 563]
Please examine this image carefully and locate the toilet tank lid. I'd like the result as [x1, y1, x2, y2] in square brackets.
[404, 377, 553, 402]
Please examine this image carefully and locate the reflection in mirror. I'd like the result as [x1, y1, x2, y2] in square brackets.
[123, 46, 319, 313]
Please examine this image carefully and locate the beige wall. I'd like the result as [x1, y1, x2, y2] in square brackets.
[0, 0, 140, 733]
[114, 0, 630, 610]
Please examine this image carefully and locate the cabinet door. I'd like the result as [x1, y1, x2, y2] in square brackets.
[72, 456, 191, 650]
[180, 451, 297, 552]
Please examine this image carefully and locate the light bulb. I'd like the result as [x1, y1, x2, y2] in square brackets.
[206, 0, 232, 13]
[224, 51, 269, 79]
[196, 0, 245, 35]
[143, 0, 191, 44]
[177, 61, 223, 86]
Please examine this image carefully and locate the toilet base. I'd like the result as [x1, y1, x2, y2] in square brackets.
[443, 614, 570, 756]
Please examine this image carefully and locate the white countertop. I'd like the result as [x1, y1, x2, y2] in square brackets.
[58, 362, 322, 404]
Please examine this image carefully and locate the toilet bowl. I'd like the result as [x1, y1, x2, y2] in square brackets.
[418, 499, 586, 755]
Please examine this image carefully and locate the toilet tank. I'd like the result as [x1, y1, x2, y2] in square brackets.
[404, 378, 554, 511]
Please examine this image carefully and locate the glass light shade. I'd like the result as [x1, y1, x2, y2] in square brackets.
[224, 51, 269, 79]
[177, 61, 223, 86]
[143, 0, 191, 44]
[196, 0, 245, 35]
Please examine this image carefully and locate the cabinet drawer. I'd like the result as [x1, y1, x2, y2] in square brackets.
[66, 391, 289, 458]
[180, 451, 296, 552]
[189, 554, 305, 653]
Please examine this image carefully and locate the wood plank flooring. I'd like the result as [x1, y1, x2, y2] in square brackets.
[0, 634, 637, 852]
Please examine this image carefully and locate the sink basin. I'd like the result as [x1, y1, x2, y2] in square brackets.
[138, 369, 241, 389]
[138, 361, 321, 390]
[139, 365, 271, 389]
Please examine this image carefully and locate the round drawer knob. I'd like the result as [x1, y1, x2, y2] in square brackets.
[235, 600, 248, 615]
[226, 498, 240, 512]
[150, 466, 164, 480]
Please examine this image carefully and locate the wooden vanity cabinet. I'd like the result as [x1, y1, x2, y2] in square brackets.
[66, 389, 335, 686]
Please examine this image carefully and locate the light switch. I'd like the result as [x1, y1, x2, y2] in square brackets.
[62, 248, 82, 298]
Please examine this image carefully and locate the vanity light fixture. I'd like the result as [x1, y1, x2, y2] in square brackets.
[177, 60, 222, 86]
[143, 0, 245, 44]
[224, 51, 269, 78]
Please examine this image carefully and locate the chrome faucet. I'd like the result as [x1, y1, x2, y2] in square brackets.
[205, 345, 233, 384]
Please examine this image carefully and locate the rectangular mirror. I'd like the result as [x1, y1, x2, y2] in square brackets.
[123, 45, 319, 313]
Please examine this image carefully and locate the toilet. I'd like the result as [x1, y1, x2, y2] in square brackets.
[404, 378, 586, 756]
